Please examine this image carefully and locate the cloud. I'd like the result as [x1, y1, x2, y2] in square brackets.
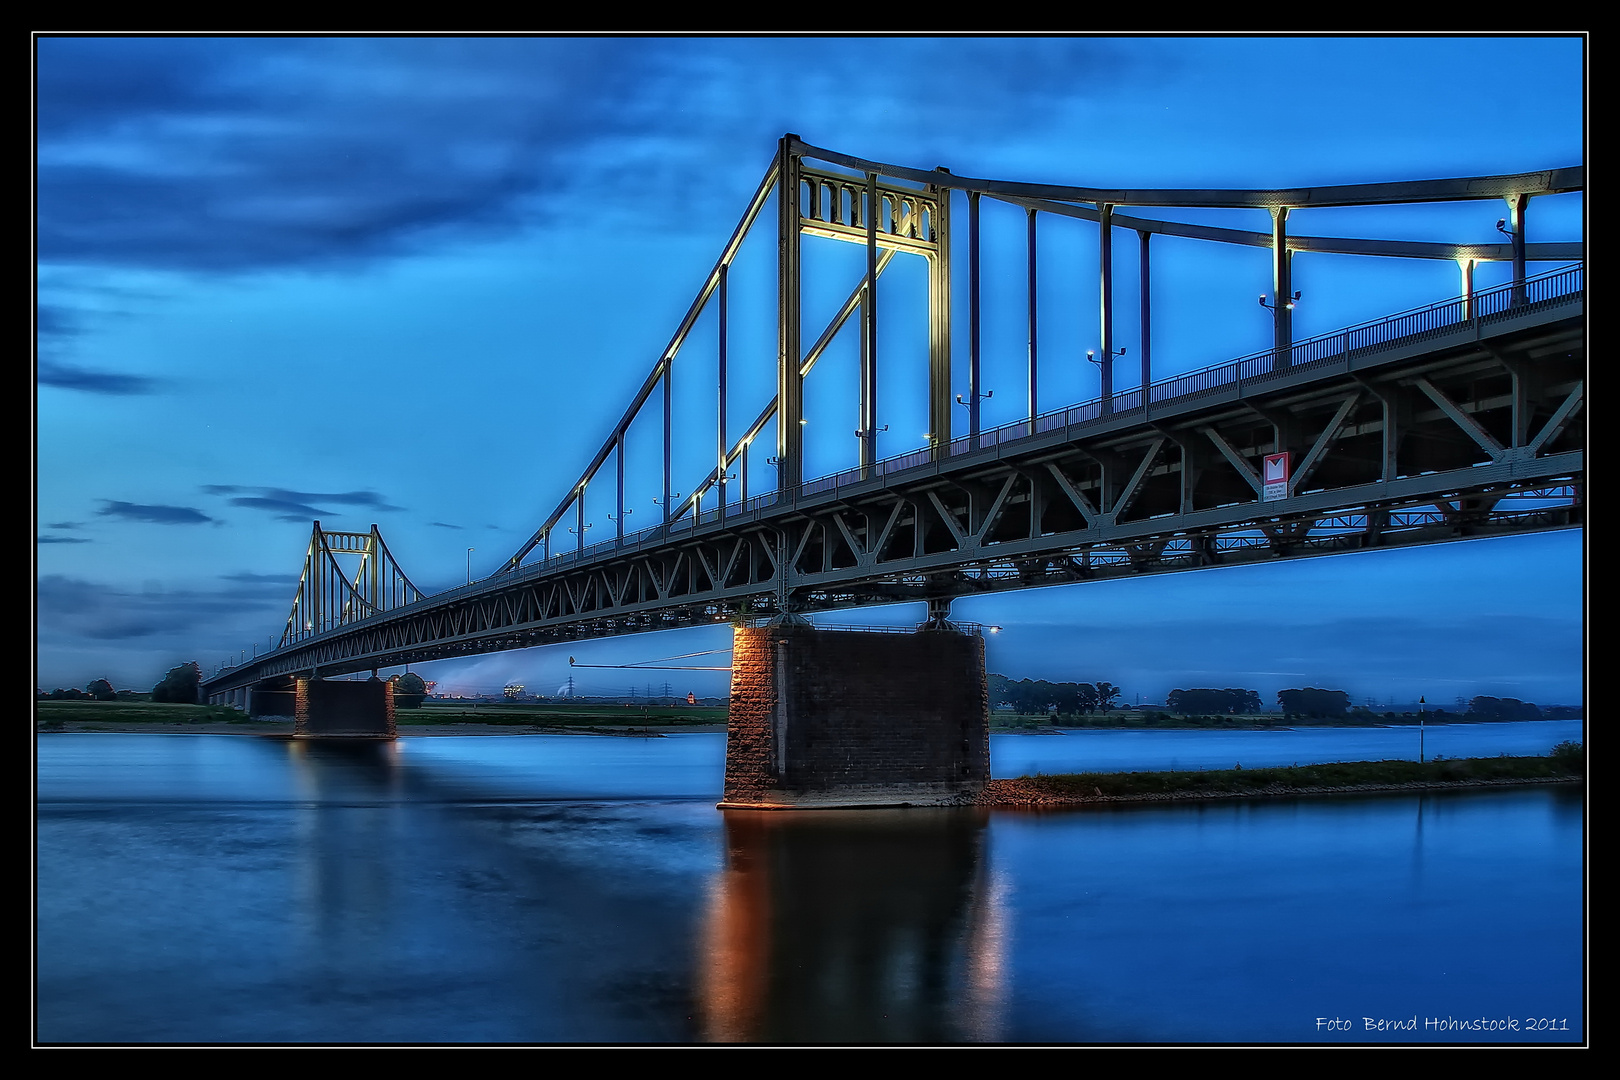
[37, 572, 284, 642]
[203, 485, 404, 520]
[430, 521, 464, 529]
[37, 359, 159, 395]
[38, 534, 92, 544]
[36, 37, 650, 274]
[47, 521, 85, 530]
[36, 302, 77, 338]
[35, 38, 1139, 277]
[217, 572, 301, 599]
[96, 500, 215, 524]
[220, 571, 300, 585]
[221, 496, 330, 521]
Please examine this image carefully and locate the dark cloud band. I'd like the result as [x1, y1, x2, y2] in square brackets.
[203, 485, 404, 518]
[38, 361, 158, 395]
[96, 500, 214, 524]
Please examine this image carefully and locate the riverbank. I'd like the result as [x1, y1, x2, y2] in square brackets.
[33, 699, 733, 736]
[977, 753, 1583, 807]
[33, 718, 732, 736]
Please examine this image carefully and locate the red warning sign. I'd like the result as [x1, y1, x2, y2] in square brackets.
[1263, 452, 1290, 501]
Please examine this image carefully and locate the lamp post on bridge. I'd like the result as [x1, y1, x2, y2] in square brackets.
[1498, 195, 1528, 306]
[608, 508, 631, 546]
[466, 547, 474, 586]
[1265, 206, 1295, 371]
[854, 425, 887, 478]
[1260, 289, 1301, 374]
[1088, 348, 1126, 415]
[955, 391, 992, 451]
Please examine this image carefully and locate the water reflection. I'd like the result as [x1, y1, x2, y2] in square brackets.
[284, 742, 408, 959]
[700, 808, 1006, 1044]
[37, 733, 1581, 1044]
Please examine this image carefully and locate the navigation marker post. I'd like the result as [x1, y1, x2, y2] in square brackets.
[1419, 696, 1426, 763]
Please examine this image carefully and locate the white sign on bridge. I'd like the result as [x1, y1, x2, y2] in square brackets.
[1263, 452, 1291, 501]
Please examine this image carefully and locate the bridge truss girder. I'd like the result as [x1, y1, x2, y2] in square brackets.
[205, 300, 1581, 692]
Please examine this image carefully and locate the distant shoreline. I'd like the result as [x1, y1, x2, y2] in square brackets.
[977, 774, 1581, 807]
[33, 719, 729, 736]
[975, 753, 1582, 808]
[35, 715, 1582, 737]
[37, 723, 1581, 807]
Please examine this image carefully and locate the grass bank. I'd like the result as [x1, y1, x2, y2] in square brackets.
[980, 747, 1584, 806]
[35, 700, 253, 727]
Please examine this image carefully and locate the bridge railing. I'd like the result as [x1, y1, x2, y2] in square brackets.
[511, 263, 1580, 576]
[1135, 262, 1584, 408]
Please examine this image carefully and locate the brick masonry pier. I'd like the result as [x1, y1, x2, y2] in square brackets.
[720, 623, 990, 809]
[294, 676, 396, 738]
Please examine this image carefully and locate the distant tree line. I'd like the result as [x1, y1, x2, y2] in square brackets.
[1466, 696, 1544, 721]
[981, 676, 1578, 724]
[39, 681, 114, 701]
[1166, 688, 1262, 715]
[989, 676, 1122, 715]
[1277, 688, 1352, 718]
[37, 678, 133, 701]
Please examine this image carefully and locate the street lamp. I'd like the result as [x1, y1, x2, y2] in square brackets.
[466, 547, 475, 585]
[1259, 291, 1301, 311]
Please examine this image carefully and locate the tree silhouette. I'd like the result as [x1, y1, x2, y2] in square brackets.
[393, 672, 428, 709]
[1277, 687, 1350, 719]
[152, 662, 201, 704]
[1168, 688, 1262, 715]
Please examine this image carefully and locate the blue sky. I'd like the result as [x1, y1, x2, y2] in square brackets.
[35, 35, 1585, 704]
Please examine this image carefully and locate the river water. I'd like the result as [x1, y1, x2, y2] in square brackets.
[35, 721, 1584, 1045]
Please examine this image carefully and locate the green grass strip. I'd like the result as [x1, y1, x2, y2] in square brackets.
[1006, 747, 1583, 800]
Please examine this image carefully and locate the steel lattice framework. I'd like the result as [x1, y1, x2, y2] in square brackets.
[204, 137, 1583, 698]
[280, 522, 425, 647]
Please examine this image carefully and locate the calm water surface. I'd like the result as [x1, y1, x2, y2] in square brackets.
[36, 722, 1584, 1044]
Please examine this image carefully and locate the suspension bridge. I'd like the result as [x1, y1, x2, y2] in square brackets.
[201, 136, 1583, 805]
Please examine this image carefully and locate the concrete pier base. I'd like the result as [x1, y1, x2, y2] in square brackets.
[248, 687, 296, 719]
[720, 624, 989, 809]
[294, 677, 396, 739]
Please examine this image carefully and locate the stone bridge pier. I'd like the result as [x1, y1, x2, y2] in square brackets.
[720, 621, 990, 809]
[291, 676, 396, 739]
